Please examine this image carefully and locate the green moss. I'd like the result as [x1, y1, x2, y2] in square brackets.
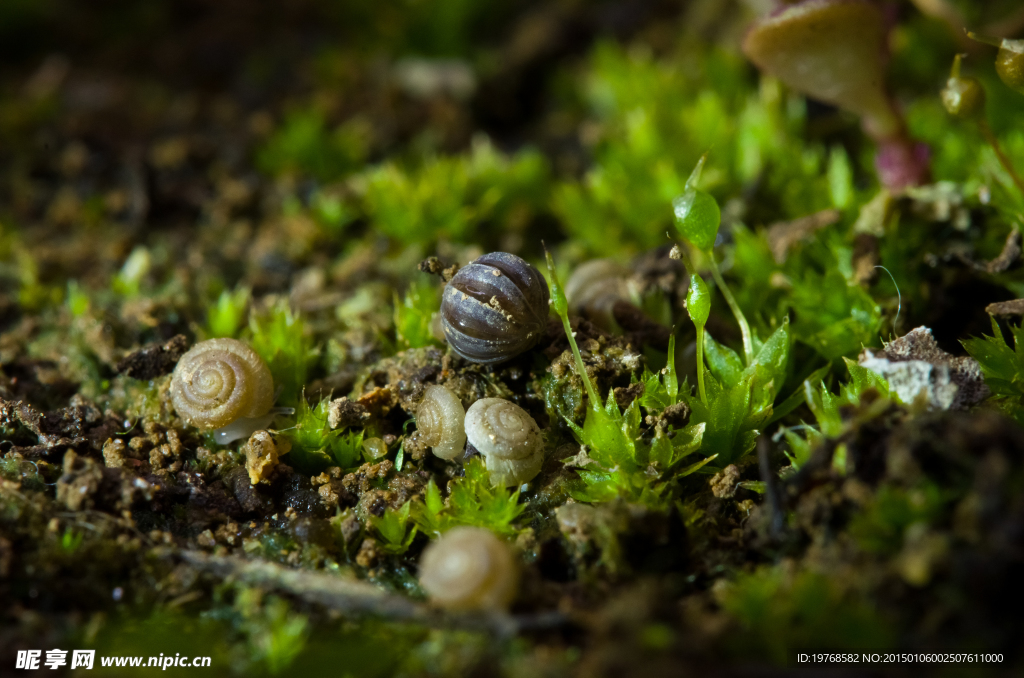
[284, 397, 365, 474]
[393, 278, 441, 350]
[370, 501, 417, 555]
[782, 358, 890, 469]
[848, 483, 946, 555]
[363, 140, 549, 245]
[257, 110, 369, 182]
[248, 301, 318, 406]
[205, 287, 251, 339]
[719, 566, 894, 662]
[963, 318, 1024, 425]
[413, 458, 526, 538]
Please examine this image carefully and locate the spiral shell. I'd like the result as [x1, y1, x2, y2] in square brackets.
[440, 252, 549, 364]
[565, 259, 632, 330]
[465, 398, 543, 487]
[418, 526, 518, 611]
[416, 385, 467, 460]
[170, 338, 274, 431]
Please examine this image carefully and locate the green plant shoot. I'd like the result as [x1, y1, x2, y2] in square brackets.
[673, 155, 754, 364]
[248, 301, 317, 406]
[687, 271, 711, 405]
[206, 287, 251, 338]
[370, 501, 417, 555]
[545, 249, 713, 505]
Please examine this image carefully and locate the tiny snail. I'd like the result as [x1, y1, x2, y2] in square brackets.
[418, 526, 518, 611]
[565, 259, 632, 331]
[465, 398, 543, 487]
[941, 55, 985, 121]
[416, 385, 467, 460]
[170, 338, 274, 431]
[440, 252, 549, 364]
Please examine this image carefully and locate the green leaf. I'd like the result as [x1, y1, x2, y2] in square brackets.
[785, 357, 893, 468]
[329, 429, 364, 469]
[840, 357, 890, 402]
[672, 155, 721, 251]
[638, 334, 680, 411]
[639, 368, 672, 411]
[745, 318, 790, 388]
[704, 334, 745, 386]
[545, 248, 569, 318]
[827, 146, 854, 210]
[683, 364, 773, 467]
[962, 317, 1024, 400]
[649, 422, 705, 469]
[665, 333, 679, 406]
[412, 480, 448, 537]
[370, 501, 417, 555]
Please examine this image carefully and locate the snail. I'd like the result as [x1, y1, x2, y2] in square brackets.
[170, 338, 275, 434]
[440, 252, 549, 364]
[416, 385, 467, 460]
[418, 526, 518, 611]
[465, 398, 543, 487]
[565, 259, 632, 331]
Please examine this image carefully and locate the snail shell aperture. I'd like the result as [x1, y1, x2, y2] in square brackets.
[418, 526, 519, 611]
[416, 385, 467, 460]
[440, 252, 549, 364]
[170, 338, 274, 431]
[465, 398, 543, 487]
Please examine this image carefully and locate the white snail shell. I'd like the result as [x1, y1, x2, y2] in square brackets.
[170, 338, 274, 431]
[465, 398, 543, 487]
[418, 526, 518, 611]
[565, 259, 632, 330]
[416, 385, 467, 460]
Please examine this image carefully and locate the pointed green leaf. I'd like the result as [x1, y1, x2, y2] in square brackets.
[705, 333, 745, 386]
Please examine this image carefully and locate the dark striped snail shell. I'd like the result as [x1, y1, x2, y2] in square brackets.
[440, 252, 549, 364]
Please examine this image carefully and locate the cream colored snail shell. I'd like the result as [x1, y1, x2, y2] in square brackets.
[465, 398, 543, 487]
[416, 385, 467, 460]
[565, 259, 632, 330]
[418, 526, 518, 611]
[170, 338, 274, 431]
